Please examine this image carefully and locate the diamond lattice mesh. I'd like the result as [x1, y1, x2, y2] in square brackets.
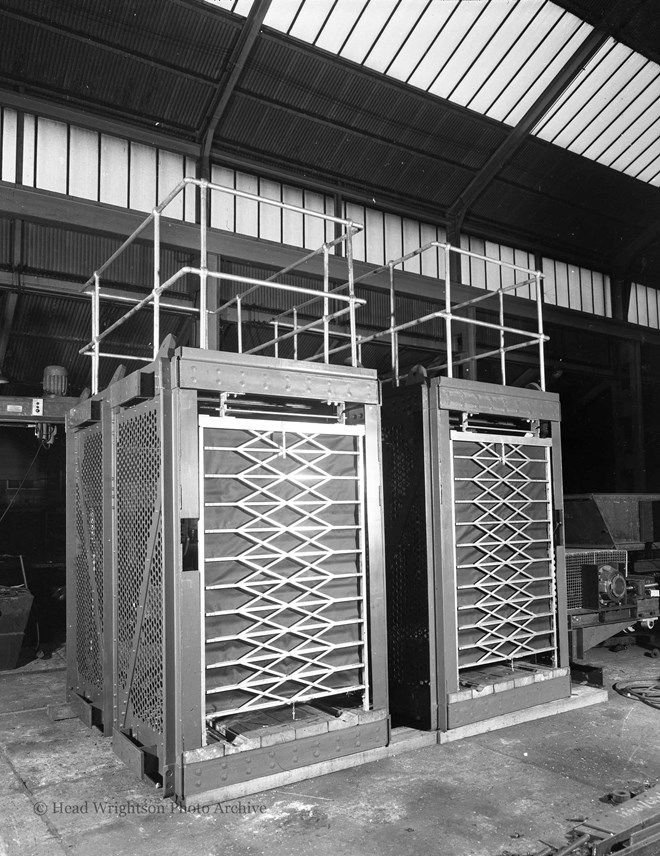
[202, 419, 368, 718]
[115, 404, 164, 735]
[74, 426, 104, 694]
[451, 434, 557, 670]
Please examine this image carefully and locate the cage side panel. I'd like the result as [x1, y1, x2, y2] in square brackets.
[361, 402, 389, 714]
[381, 396, 432, 728]
[114, 401, 164, 747]
[201, 419, 370, 719]
[70, 424, 104, 702]
[451, 434, 558, 670]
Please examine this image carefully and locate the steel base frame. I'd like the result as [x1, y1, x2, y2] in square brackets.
[382, 376, 570, 733]
[66, 345, 389, 802]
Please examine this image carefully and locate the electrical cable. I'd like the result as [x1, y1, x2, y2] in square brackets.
[613, 679, 660, 711]
[0, 443, 42, 527]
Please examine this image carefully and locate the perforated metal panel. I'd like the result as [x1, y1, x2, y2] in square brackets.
[115, 402, 164, 737]
[381, 419, 430, 697]
[200, 416, 369, 719]
[565, 549, 628, 611]
[73, 425, 104, 697]
[451, 432, 558, 670]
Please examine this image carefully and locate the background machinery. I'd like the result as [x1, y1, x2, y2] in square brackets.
[564, 493, 660, 657]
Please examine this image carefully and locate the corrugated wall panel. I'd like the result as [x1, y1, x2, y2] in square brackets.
[6, 292, 184, 393]
[0, 219, 12, 267]
[21, 223, 193, 295]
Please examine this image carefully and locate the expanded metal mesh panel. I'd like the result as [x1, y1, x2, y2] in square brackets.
[74, 425, 104, 695]
[565, 549, 627, 611]
[451, 432, 558, 670]
[381, 420, 429, 690]
[201, 417, 369, 718]
[115, 402, 164, 736]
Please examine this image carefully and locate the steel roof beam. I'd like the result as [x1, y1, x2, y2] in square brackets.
[199, 0, 273, 168]
[0, 291, 17, 369]
[0, 219, 22, 368]
[611, 220, 660, 277]
[447, 0, 645, 231]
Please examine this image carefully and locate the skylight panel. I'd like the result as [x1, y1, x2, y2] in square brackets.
[361, 0, 430, 74]
[313, 0, 369, 53]
[263, 0, 303, 34]
[288, 0, 336, 43]
[339, 0, 401, 65]
[493, 17, 590, 124]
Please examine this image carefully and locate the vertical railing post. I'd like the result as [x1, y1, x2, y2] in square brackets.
[444, 244, 453, 378]
[199, 180, 208, 349]
[347, 224, 357, 368]
[389, 262, 399, 386]
[273, 321, 279, 359]
[293, 307, 298, 361]
[92, 273, 100, 395]
[498, 285, 506, 386]
[236, 296, 242, 354]
[536, 270, 546, 391]
[323, 244, 329, 364]
[153, 209, 161, 360]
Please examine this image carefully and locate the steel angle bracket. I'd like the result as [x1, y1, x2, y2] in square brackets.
[572, 784, 660, 854]
[113, 729, 160, 784]
[65, 692, 103, 732]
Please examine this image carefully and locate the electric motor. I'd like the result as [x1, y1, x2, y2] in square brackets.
[598, 564, 627, 603]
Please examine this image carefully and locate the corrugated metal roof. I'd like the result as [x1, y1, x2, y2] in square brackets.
[241, 35, 507, 169]
[222, 92, 476, 206]
[216, 0, 659, 186]
[3, 0, 238, 80]
[2, 0, 660, 287]
[501, 137, 660, 227]
[558, 0, 660, 67]
[0, 11, 217, 132]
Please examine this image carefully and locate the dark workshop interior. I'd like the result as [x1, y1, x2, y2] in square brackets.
[2, 2, 660, 855]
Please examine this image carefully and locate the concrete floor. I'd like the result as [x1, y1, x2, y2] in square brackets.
[1, 644, 659, 856]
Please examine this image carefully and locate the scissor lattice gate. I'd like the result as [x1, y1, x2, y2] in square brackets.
[451, 432, 558, 671]
[200, 417, 369, 719]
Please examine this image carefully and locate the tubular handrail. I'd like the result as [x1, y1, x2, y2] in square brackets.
[79, 178, 364, 392]
[269, 241, 547, 390]
[79, 178, 546, 394]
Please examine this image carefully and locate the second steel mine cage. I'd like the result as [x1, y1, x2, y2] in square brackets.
[382, 378, 570, 733]
[67, 179, 388, 805]
[376, 243, 570, 734]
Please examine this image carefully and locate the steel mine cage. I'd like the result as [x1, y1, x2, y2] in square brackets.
[382, 377, 570, 733]
[66, 346, 388, 804]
